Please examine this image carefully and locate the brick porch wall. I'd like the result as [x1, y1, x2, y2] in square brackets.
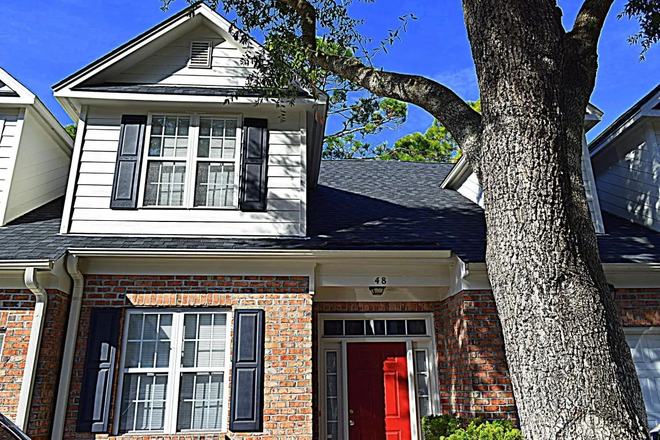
[312, 291, 517, 434]
[62, 275, 312, 440]
[0, 289, 70, 440]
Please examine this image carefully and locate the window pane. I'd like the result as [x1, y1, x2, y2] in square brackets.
[151, 117, 164, 135]
[386, 320, 406, 335]
[407, 319, 427, 335]
[223, 139, 236, 159]
[182, 313, 227, 368]
[324, 320, 343, 336]
[200, 118, 212, 137]
[326, 352, 337, 375]
[211, 119, 224, 137]
[225, 119, 237, 137]
[177, 373, 224, 431]
[144, 162, 186, 206]
[345, 320, 365, 336]
[178, 118, 190, 136]
[150, 116, 188, 159]
[149, 137, 162, 157]
[198, 138, 210, 158]
[120, 374, 168, 432]
[164, 117, 177, 136]
[124, 313, 172, 369]
[198, 117, 238, 160]
[194, 163, 235, 207]
[415, 350, 431, 418]
[366, 320, 385, 335]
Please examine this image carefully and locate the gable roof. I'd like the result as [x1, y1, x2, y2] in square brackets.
[0, 161, 656, 264]
[589, 83, 660, 155]
[53, 3, 246, 92]
[0, 68, 73, 149]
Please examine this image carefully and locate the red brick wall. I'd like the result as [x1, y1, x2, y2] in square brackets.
[0, 289, 70, 440]
[312, 292, 517, 430]
[0, 290, 35, 420]
[63, 275, 312, 440]
[616, 289, 660, 326]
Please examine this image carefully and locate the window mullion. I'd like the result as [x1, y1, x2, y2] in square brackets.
[186, 114, 199, 208]
[166, 313, 184, 433]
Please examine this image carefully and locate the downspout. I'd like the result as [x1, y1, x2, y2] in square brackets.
[51, 255, 84, 440]
[16, 267, 48, 431]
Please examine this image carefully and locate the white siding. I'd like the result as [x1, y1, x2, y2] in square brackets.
[109, 25, 253, 87]
[456, 140, 605, 233]
[456, 172, 484, 208]
[582, 134, 605, 233]
[0, 108, 22, 217]
[596, 122, 660, 232]
[68, 106, 305, 236]
[4, 107, 71, 223]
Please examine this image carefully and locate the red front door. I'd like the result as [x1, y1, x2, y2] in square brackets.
[347, 342, 412, 440]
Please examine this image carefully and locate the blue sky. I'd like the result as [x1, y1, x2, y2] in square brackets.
[0, 0, 657, 145]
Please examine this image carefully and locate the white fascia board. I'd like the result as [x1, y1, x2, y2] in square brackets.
[440, 156, 471, 189]
[0, 68, 36, 104]
[54, 90, 324, 106]
[67, 248, 453, 262]
[590, 111, 644, 157]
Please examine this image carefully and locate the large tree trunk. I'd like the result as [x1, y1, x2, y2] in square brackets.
[463, 1, 651, 439]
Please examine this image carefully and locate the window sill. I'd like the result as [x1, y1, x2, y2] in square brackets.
[139, 206, 240, 210]
[115, 430, 227, 437]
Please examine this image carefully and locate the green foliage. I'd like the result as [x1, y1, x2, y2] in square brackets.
[64, 124, 76, 139]
[379, 100, 480, 163]
[422, 414, 523, 440]
[619, 0, 660, 59]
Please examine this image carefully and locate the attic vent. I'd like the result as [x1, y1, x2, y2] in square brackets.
[189, 41, 212, 68]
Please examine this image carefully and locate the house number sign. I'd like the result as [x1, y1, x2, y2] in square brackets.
[373, 277, 387, 285]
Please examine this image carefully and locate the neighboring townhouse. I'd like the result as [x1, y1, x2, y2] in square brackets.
[0, 69, 73, 226]
[0, 4, 659, 440]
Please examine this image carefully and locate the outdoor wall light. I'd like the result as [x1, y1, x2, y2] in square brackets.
[369, 286, 386, 296]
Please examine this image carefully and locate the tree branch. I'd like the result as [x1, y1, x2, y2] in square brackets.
[274, 0, 482, 152]
[569, 0, 615, 53]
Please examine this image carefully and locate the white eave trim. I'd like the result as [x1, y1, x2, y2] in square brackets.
[0, 260, 54, 270]
[440, 156, 470, 189]
[54, 89, 324, 106]
[67, 248, 453, 261]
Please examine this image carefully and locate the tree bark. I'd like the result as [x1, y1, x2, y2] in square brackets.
[261, 0, 653, 437]
[463, 0, 650, 438]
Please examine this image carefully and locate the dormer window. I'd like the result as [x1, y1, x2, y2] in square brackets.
[189, 41, 212, 68]
[141, 114, 240, 208]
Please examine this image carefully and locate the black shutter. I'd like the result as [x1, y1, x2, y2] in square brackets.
[110, 115, 147, 209]
[239, 118, 269, 211]
[77, 308, 121, 433]
[229, 309, 265, 432]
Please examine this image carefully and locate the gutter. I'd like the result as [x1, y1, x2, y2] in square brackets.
[16, 268, 48, 431]
[0, 260, 53, 270]
[51, 256, 84, 440]
[66, 248, 454, 261]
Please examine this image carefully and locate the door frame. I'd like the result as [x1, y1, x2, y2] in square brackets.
[318, 312, 440, 440]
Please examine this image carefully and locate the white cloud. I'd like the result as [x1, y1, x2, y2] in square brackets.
[434, 67, 480, 101]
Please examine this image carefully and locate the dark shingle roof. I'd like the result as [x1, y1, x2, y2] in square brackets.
[0, 161, 658, 263]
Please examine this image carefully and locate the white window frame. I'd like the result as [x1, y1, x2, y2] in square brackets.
[317, 313, 440, 440]
[114, 309, 232, 435]
[138, 113, 243, 210]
